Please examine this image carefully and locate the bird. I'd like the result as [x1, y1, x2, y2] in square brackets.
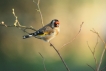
[23, 19, 60, 42]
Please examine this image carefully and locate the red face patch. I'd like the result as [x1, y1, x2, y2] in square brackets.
[54, 21, 59, 27]
[55, 21, 59, 24]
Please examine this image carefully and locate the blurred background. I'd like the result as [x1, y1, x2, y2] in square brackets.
[0, 0, 106, 71]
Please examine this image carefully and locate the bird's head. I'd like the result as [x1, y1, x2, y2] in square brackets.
[51, 19, 60, 28]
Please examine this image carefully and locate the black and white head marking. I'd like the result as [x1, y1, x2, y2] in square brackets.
[51, 19, 59, 28]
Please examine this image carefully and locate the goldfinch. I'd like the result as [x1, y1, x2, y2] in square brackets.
[23, 19, 60, 42]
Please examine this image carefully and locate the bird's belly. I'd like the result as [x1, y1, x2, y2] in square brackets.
[35, 33, 55, 42]
[35, 28, 59, 42]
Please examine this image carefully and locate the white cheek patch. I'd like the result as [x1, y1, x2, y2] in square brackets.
[51, 20, 55, 28]
[57, 24, 59, 27]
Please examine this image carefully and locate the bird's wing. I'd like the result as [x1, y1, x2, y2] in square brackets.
[35, 25, 54, 36]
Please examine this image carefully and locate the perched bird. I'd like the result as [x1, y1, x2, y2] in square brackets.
[23, 19, 60, 42]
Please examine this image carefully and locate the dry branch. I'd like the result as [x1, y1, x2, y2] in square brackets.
[87, 64, 95, 71]
[49, 42, 70, 71]
[91, 29, 106, 71]
[87, 40, 98, 70]
[33, 0, 44, 27]
[59, 22, 84, 50]
[93, 37, 99, 54]
[0, 9, 37, 34]
[38, 52, 47, 71]
[90, 29, 106, 47]
[98, 48, 106, 71]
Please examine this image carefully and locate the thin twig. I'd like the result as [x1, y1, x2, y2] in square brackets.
[91, 29, 106, 71]
[93, 37, 99, 54]
[49, 42, 70, 71]
[90, 29, 105, 45]
[38, 52, 47, 71]
[87, 41, 93, 54]
[33, 0, 44, 27]
[98, 48, 106, 71]
[87, 41, 98, 70]
[12, 8, 21, 27]
[60, 22, 84, 50]
[0, 9, 37, 34]
[87, 64, 95, 71]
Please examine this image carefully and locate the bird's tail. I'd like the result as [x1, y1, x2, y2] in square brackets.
[23, 33, 35, 39]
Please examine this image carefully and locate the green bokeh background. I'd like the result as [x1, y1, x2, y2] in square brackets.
[0, 0, 106, 71]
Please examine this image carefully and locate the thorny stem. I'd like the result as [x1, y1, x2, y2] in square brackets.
[49, 42, 70, 71]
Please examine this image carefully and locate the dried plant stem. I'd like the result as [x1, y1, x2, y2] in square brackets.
[87, 64, 95, 71]
[33, 0, 44, 27]
[98, 48, 106, 71]
[49, 42, 70, 71]
[0, 9, 37, 34]
[91, 29, 106, 48]
[60, 22, 84, 50]
[39, 52, 47, 71]
[93, 37, 99, 54]
[87, 39, 98, 70]
[91, 29, 106, 71]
